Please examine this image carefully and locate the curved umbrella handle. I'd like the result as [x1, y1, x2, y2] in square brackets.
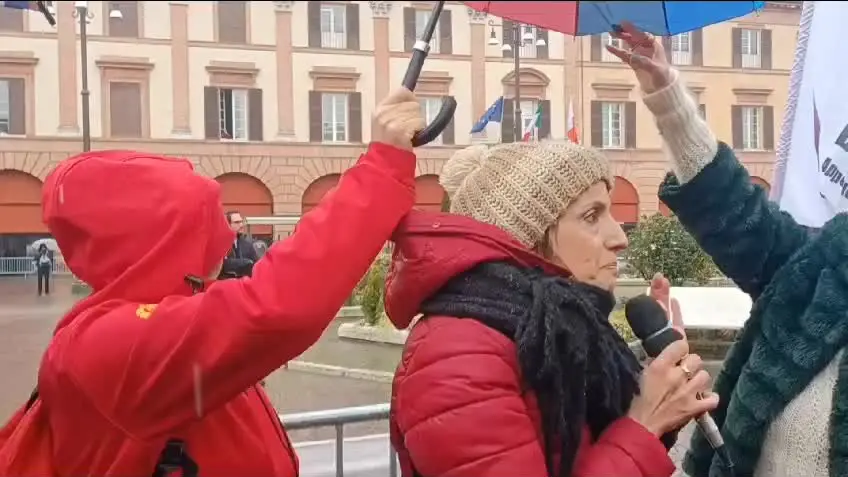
[401, 1, 457, 147]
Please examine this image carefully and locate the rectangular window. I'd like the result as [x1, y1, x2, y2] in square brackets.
[670, 32, 692, 66]
[0, 80, 10, 134]
[742, 106, 763, 150]
[218, 88, 249, 141]
[741, 29, 762, 68]
[518, 24, 538, 59]
[414, 9, 440, 54]
[418, 97, 444, 144]
[322, 93, 349, 142]
[600, 33, 623, 62]
[520, 99, 538, 141]
[320, 4, 347, 49]
[601, 102, 625, 148]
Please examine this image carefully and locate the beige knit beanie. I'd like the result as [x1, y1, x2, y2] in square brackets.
[440, 142, 613, 248]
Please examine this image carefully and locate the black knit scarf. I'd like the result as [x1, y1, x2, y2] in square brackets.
[420, 261, 642, 477]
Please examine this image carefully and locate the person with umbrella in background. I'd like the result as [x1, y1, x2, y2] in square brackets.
[33, 243, 53, 296]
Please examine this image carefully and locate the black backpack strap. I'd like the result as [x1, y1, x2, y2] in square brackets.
[152, 439, 199, 477]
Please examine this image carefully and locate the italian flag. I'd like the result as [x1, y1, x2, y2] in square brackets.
[522, 103, 543, 142]
[567, 98, 579, 143]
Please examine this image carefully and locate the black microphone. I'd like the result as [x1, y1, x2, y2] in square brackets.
[625, 294, 735, 476]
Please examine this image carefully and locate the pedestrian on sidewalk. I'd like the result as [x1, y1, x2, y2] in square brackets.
[0, 87, 425, 477]
[33, 244, 52, 296]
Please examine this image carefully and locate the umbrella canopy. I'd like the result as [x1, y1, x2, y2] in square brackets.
[463, 1, 765, 36]
[29, 238, 60, 254]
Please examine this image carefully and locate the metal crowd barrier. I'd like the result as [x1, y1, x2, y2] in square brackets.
[0, 257, 71, 276]
[280, 403, 398, 477]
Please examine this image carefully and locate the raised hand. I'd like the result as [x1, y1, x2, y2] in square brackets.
[649, 272, 686, 337]
[604, 21, 673, 94]
[371, 88, 427, 151]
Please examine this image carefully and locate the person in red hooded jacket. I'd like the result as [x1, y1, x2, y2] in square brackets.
[385, 139, 719, 477]
[0, 88, 425, 477]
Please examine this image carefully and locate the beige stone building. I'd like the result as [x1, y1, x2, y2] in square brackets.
[0, 1, 800, 247]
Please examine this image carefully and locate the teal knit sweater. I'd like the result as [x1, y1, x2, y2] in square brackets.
[664, 143, 848, 477]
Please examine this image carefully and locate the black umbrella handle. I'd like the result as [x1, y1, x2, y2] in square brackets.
[401, 1, 457, 147]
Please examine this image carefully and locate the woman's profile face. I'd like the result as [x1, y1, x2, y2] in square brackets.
[546, 182, 628, 291]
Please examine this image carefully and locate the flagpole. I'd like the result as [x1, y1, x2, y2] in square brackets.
[511, 24, 522, 142]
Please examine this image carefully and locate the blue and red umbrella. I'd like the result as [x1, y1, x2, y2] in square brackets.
[463, 1, 765, 36]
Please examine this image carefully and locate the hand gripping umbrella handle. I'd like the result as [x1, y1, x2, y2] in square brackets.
[401, 1, 457, 147]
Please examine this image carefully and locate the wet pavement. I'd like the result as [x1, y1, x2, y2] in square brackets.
[298, 319, 402, 373]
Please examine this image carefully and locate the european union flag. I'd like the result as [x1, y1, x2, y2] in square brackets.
[470, 96, 504, 134]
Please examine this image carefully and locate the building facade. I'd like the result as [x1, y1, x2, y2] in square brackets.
[0, 1, 800, 248]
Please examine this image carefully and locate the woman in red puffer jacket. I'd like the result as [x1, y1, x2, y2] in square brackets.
[384, 140, 717, 477]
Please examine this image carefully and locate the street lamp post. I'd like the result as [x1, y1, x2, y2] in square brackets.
[69, 1, 123, 152]
[487, 20, 546, 142]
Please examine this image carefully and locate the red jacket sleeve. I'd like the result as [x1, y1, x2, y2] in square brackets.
[49, 143, 416, 440]
[394, 318, 550, 477]
[573, 417, 675, 477]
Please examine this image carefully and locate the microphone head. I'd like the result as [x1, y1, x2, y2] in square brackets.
[625, 294, 670, 339]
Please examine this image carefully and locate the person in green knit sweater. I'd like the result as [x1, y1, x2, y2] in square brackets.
[607, 23, 844, 477]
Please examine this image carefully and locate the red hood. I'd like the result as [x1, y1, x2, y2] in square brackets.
[43, 150, 234, 333]
[385, 210, 570, 329]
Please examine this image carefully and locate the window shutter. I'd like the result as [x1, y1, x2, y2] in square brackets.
[217, 1, 247, 44]
[539, 100, 551, 139]
[662, 36, 672, 63]
[109, 2, 139, 38]
[502, 21, 514, 58]
[590, 34, 602, 61]
[308, 1, 322, 48]
[536, 29, 549, 59]
[441, 96, 455, 144]
[761, 29, 772, 70]
[309, 91, 322, 142]
[403, 8, 416, 52]
[501, 99, 514, 143]
[348, 92, 362, 143]
[625, 102, 636, 148]
[732, 28, 742, 69]
[438, 8, 452, 54]
[699, 104, 707, 119]
[692, 29, 703, 66]
[109, 82, 142, 138]
[248, 88, 263, 141]
[203, 86, 220, 139]
[731, 105, 743, 149]
[7, 78, 26, 135]
[591, 101, 602, 147]
[763, 106, 775, 150]
[346, 3, 359, 50]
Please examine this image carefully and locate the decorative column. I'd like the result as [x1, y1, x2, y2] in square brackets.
[468, 8, 488, 130]
[274, 1, 295, 139]
[370, 1, 392, 101]
[169, 1, 191, 136]
[57, 1, 79, 134]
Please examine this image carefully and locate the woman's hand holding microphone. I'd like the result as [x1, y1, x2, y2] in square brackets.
[627, 338, 719, 436]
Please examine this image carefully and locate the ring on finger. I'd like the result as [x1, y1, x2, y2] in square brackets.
[680, 363, 694, 380]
